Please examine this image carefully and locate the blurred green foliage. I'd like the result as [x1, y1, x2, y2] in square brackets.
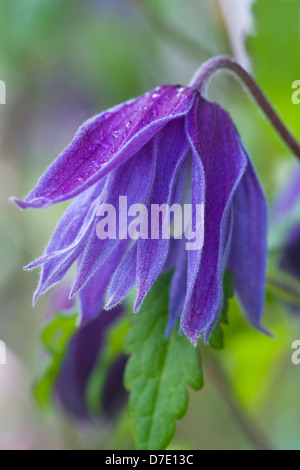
[248, 0, 300, 141]
[34, 311, 78, 411]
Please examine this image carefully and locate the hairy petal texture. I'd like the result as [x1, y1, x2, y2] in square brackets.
[135, 118, 190, 310]
[71, 140, 156, 297]
[78, 241, 129, 323]
[166, 238, 188, 336]
[105, 242, 137, 309]
[181, 97, 247, 345]
[26, 180, 105, 270]
[28, 182, 106, 303]
[14, 86, 196, 209]
[181, 150, 205, 337]
[163, 156, 191, 335]
[227, 156, 268, 331]
[204, 205, 234, 341]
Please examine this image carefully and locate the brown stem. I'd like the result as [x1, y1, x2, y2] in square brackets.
[189, 56, 300, 161]
[204, 352, 276, 450]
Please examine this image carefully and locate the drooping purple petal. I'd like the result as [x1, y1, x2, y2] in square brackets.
[30, 183, 107, 303]
[135, 118, 190, 310]
[14, 86, 196, 209]
[71, 139, 156, 297]
[204, 205, 234, 341]
[32, 247, 84, 304]
[180, 147, 204, 336]
[181, 96, 247, 345]
[78, 240, 129, 323]
[163, 155, 191, 335]
[227, 156, 268, 331]
[165, 238, 188, 336]
[105, 242, 137, 309]
[25, 179, 105, 270]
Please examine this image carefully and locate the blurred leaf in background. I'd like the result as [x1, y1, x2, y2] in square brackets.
[247, 0, 300, 142]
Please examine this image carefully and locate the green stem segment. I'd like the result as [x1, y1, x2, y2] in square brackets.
[189, 56, 300, 161]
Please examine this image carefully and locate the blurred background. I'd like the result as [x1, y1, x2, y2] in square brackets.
[1, 0, 300, 450]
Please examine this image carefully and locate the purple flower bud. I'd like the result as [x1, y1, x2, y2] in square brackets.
[54, 305, 127, 421]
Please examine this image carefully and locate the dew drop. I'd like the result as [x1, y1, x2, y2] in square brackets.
[112, 130, 121, 139]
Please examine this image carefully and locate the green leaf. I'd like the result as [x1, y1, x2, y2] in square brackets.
[247, 0, 300, 141]
[209, 270, 234, 350]
[34, 312, 78, 411]
[125, 271, 203, 450]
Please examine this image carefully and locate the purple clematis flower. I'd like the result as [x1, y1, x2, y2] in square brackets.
[55, 304, 127, 422]
[13, 83, 267, 344]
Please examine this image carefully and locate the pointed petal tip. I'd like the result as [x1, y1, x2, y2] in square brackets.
[103, 300, 121, 311]
[32, 288, 40, 306]
[24, 252, 58, 271]
[180, 323, 198, 347]
[133, 293, 144, 313]
[134, 281, 153, 312]
[9, 196, 26, 209]
[24, 259, 42, 271]
[255, 322, 274, 338]
[164, 324, 173, 339]
[69, 286, 78, 299]
[69, 274, 85, 299]
[103, 294, 120, 310]
[23, 264, 32, 271]
[10, 196, 50, 210]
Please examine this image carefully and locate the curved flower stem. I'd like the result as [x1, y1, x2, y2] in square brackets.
[204, 352, 276, 450]
[189, 56, 300, 161]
